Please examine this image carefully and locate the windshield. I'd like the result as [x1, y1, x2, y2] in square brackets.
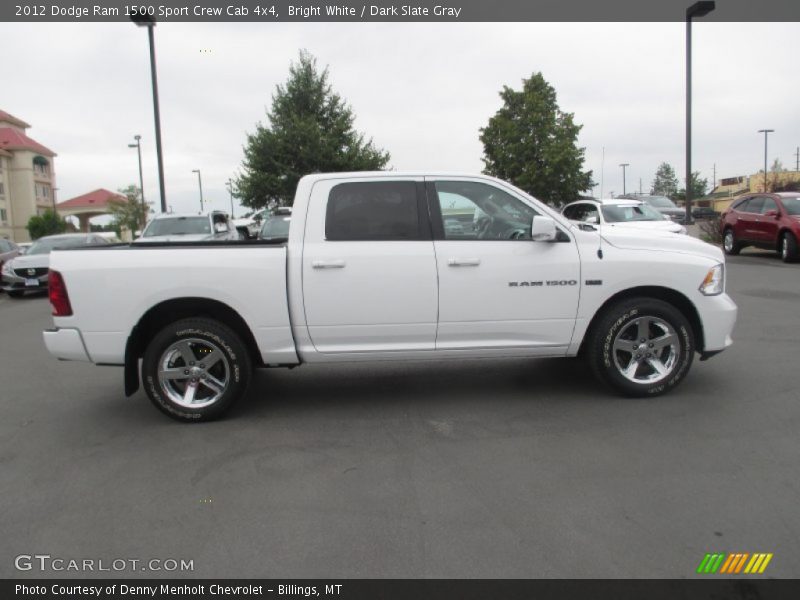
[28, 237, 88, 255]
[782, 197, 800, 215]
[602, 204, 666, 223]
[260, 216, 291, 238]
[143, 217, 210, 237]
[645, 196, 678, 209]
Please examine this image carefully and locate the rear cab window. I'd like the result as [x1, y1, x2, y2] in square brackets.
[325, 181, 428, 241]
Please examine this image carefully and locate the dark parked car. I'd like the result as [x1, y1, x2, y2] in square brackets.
[692, 206, 719, 220]
[639, 195, 686, 223]
[720, 193, 800, 262]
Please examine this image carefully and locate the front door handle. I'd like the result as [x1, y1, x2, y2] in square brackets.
[312, 260, 346, 269]
[448, 258, 481, 267]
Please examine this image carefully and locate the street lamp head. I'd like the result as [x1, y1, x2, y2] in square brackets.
[134, 134, 141, 141]
[758, 129, 775, 134]
[127, 144, 137, 148]
[131, 13, 156, 27]
[687, 1, 715, 18]
[619, 163, 629, 167]
[192, 169, 200, 174]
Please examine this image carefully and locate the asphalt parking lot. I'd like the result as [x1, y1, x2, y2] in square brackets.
[1, 249, 799, 579]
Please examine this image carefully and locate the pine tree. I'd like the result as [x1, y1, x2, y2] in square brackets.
[479, 72, 593, 206]
[651, 162, 679, 197]
[235, 50, 390, 209]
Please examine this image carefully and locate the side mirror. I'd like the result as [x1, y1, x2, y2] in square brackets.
[531, 215, 557, 242]
[765, 210, 779, 218]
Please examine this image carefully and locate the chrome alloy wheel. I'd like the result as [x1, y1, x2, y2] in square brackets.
[158, 338, 230, 409]
[723, 230, 734, 253]
[612, 316, 680, 384]
[782, 235, 788, 260]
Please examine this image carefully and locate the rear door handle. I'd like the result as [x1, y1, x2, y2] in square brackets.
[312, 260, 346, 269]
[448, 258, 481, 267]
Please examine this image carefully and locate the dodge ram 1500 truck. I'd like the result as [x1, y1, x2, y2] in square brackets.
[43, 173, 737, 421]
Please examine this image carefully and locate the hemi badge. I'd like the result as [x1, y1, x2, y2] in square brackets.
[585, 280, 603, 286]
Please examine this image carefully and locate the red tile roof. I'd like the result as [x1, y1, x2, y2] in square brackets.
[0, 110, 31, 129]
[0, 127, 56, 157]
[57, 189, 126, 210]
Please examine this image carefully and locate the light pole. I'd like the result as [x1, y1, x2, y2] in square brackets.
[619, 163, 629, 195]
[227, 178, 235, 219]
[686, 1, 716, 225]
[128, 134, 146, 229]
[132, 14, 167, 213]
[192, 169, 204, 212]
[758, 129, 774, 192]
[52, 187, 58, 215]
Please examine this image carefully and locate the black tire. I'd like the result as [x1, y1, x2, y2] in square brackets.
[7, 290, 24, 298]
[722, 228, 740, 256]
[142, 318, 252, 422]
[586, 297, 695, 397]
[780, 231, 798, 263]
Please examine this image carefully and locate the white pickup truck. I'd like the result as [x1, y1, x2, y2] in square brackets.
[43, 172, 737, 421]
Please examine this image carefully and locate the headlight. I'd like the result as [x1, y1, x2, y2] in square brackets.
[699, 264, 724, 296]
[1, 260, 14, 276]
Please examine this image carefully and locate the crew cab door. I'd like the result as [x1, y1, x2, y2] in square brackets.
[301, 177, 438, 353]
[427, 178, 580, 352]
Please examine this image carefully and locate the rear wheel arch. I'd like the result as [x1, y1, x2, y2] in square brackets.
[581, 286, 704, 355]
[124, 298, 262, 396]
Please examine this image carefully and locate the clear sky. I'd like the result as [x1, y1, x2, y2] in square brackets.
[2, 21, 798, 216]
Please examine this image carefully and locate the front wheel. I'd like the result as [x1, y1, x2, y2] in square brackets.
[781, 232, 798, 263]
[142, 318, 252, 421]
[722, 228, 740, 255]
[587, 298, 695, 397]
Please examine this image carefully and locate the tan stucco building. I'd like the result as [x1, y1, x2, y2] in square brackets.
[0, 110, 57, 242]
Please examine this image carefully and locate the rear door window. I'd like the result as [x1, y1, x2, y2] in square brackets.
[326, 181, 423, 241]
[745, 197, 764, 214]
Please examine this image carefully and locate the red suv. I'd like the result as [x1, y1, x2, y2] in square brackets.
[720, 193, 800, 263]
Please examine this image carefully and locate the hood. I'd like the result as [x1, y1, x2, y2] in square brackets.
[6, 253, 50, 270]
[600, 227, 724, 263]
[608, 221, 685, 234]
[135, 234, 211, 243]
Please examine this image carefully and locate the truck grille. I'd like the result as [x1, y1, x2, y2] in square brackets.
[15, 267, 49, 278]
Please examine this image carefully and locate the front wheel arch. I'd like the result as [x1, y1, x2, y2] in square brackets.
[580, 286, 704, 356]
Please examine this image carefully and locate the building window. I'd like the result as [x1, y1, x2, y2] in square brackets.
[0, 208, 6, 223]
[33, 157, 50, 176]
[0, 182, 5, 196]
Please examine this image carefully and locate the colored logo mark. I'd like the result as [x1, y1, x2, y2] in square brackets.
[696, 553, 773, 574]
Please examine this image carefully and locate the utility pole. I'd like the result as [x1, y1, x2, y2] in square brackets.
[712, 163, 716, 192]
[758, 129, 774, 192]
[227, 179, 235, 219]
[619, 163, 629, 195]
[795, 146, 799, 172]
[639, 177, 642, 195]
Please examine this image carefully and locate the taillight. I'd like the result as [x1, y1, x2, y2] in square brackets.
[49, 270, 73, 316]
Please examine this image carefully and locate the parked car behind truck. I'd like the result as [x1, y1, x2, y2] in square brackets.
[720, 192, 800, 262]
[43, 172, 737, 421]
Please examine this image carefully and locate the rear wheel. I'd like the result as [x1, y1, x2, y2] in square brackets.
[780, 232, 798, 263]
[722, 228, 740, 255]
[587, 297, 695, 397]
[142, 318, 252, 421]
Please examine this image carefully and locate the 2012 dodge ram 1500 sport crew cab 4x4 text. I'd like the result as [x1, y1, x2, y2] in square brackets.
[43, 173, 737, 421]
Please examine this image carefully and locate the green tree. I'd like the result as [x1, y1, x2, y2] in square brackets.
[27, 210, 67, 240]
[675, 172, 708, 201]
[479, 72, 593, 206]
[108, 185, 148, 236]
[651, 162, 679, 197]
[235, 50, 390, 209]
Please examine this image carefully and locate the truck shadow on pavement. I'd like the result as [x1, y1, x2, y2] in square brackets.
[238, 356, 613, 418]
